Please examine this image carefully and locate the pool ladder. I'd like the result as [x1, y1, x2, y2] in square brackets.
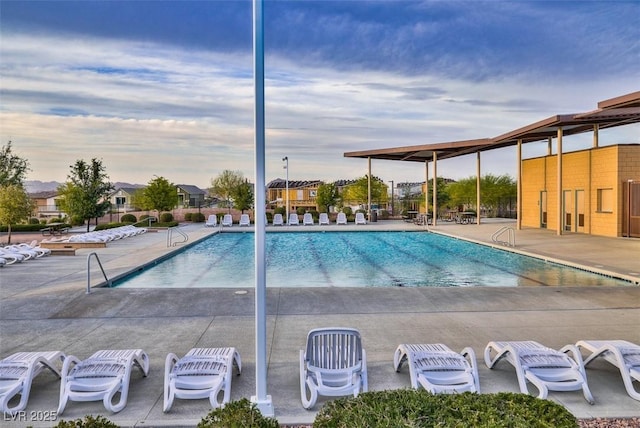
[491, 226, 515, 247]
[87, 252, 110, 294]
[167, 226, 189, 247]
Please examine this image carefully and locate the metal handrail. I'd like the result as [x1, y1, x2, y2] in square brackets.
[167, 226, 189, 247]
[491, 226, 515, 247]
[87, 252, 110, 294]
[132, 216, 157, 228]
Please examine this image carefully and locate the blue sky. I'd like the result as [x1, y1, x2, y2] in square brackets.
[1, 1, 638, 188]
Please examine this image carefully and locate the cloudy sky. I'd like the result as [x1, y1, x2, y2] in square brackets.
[1, 1, 638, 188]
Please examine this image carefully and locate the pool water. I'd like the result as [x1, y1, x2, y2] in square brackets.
[114, 231, 630, 288]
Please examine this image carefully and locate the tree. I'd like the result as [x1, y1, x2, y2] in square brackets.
[316, 182, 339, 213]
[136, 176, 178, 213]
[446, 174, 516, 217]
[57, 159, 114, 231]
[231, 180, 254, 213]
[0, 141, 30, 187]
[0, 184, 35, 244]
[210, 170, 245, 213]
[341, 176, 387, 208]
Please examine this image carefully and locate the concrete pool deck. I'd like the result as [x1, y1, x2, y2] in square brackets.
[1, 220, 639, 426]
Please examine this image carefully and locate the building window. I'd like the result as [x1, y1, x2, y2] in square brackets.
[597, 188, 613, 213]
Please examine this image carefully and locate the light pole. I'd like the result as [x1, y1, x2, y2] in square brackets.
[282, 156, 289, 215]
[388, 180, 394, 216]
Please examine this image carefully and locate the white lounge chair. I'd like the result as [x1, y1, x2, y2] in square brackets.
[288, 213, 299, 226]
[164, 347, 241, 412]
[393, 343, 479, 394]
[319, 213, 330, 225]
[58, 349, 149, 414]
[355, 212, 367, 225]
[5, 245, 39, 259]
[576, 340, 640, 401]
[2, 246, 33, 261]
[17, 241, 51, 257]
[0, 249, 25, 264]
[484, 340, 594, 403]
[300, 327, 367, 409]
[303, 213, 314, 226]
[205, 215, 218, 227]
[0, 351, 65, 415]
[0, 257, 5, 267]
[336, 212, 347, 225]
[239, 214, 250, 226]
[272, 213, 284, 226]
[221, 214, 233, 227]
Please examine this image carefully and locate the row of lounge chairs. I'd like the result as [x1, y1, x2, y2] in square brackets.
[206, 212, 368, 227]
[0, 240, 51, 267]
[41, 225, 146, 244]
[3, 333, 636, 415]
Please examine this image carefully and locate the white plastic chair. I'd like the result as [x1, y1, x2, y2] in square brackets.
[58, 349, 149, 414]
[288, 213, 299, 226]
[0, 351, 65, 415]
[272, 213, 284, 226]
[394, 343, 479, 394]
[164, 347, 241, 412]
[221, 214, 233, 227]
[336, 212, 348, 225]
[239, 214, 251, 226]
[355, 212, 367, 225]
[319, 213, 330, 225]
[300, 327, 367, 409]
[205, 215, 217, 227]
[303, 213, 314, 225]
[484, 340, 594, 404]
[576, 340, 640, 401]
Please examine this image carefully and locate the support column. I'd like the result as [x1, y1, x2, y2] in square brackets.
[476, 151, 481, 225]
[425, 161, 429, 225]
[547, 137, 552, 156]
[517, 139, 522, 230]
[593, 124, 599, 148]
[557, 128, 563, 236]
[432, 152, 438, 227]
[367, 157, 372, 222]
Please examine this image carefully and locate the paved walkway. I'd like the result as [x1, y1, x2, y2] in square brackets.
[1, 220, 639, 427]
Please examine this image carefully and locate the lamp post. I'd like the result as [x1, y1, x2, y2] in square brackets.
[388, 180, 394, 216]
[282, 156, 289, 215]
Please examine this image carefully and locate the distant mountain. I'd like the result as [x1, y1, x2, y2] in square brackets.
[25, 180, 144, 193]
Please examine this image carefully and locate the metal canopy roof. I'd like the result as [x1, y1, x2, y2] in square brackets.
[344, 92, 640, 163]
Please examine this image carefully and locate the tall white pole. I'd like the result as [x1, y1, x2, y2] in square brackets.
[283, 157, 289, 215]
[252, 0, 273, 416]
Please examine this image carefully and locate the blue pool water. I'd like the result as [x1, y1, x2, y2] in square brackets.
[114, 231, 630, 288]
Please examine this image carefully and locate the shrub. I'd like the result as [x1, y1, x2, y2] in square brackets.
[28, 217, 40, 224]
[53, 415, 118, 428]
[266, 212, 273, 222]
[198, 398, 279, 428]
[120, 213, 137, 223]
[313, 390, 578, 428]
[378, 209, 390, 220]
[70, 215, 85, 226]
[296, 207, 306, 215]
[342, 206, 353, 216]
[48, 217, 64, 224]
[273, 206, 286, 216]
[139, 214, 153, 223]
[184, 212, 193, 221]
[159, 212, 174, 223]
[192, 212, 205, 222]
[308, 209, 319, 220]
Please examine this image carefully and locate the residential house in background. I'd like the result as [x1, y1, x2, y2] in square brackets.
[177, 184, 206, 208]
[108, 187, 141, 213]
[267, 179, 322, 212]
[29, 191, 65, 219]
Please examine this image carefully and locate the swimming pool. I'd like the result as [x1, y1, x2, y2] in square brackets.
[113, 231, 630, 288]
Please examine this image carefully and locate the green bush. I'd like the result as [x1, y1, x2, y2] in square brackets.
[266, 212, 273, 222]
[48, 217, 64, 224]
[313, 390, 578, 428]
[378, 209, 390, 220]
[184, 212, 193, 221]
[308, 210, 319, 220]
[152, 221, 179, 228]
[159, 212, 174, 223]
[192, 212, 205, 222]
[273, 206, 286, 216]
[0, 224, 70, 232]
[53, 415, 118, 428]
[342, 206, 353, 216]
[28, 217, 40, 224]
[120, 214, 137, 223]
[198, 398, 279, 428]
[296, 207, 306, 215]
[70, 215, 85, 226]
